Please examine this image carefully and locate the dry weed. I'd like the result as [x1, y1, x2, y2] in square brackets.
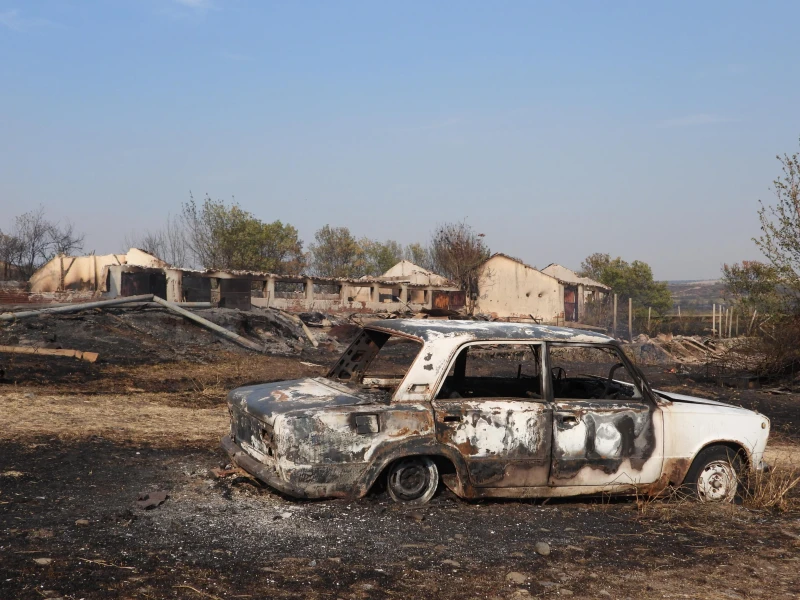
[743, 459, 800, 512]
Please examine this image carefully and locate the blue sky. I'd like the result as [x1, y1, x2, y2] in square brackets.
[2, 1, 799, 280]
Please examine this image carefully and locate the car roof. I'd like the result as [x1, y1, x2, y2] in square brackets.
[366, 319, 615, 344]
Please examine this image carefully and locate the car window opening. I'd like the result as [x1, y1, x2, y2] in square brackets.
[327, 328, 422, 394]
[548, 345, 642, 401]
[437, 343, 543, 400]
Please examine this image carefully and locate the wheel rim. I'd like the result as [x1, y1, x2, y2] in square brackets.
[389, 459, 430, 500]
[697, 459, 737, 502]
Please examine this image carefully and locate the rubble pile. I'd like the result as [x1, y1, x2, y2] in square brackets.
[625, 333, 726, 366]
[0, 304, 352, 367]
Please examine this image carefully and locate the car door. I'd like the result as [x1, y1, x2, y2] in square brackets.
[432, 342, 552, 488]
[547, 343, 663, 487]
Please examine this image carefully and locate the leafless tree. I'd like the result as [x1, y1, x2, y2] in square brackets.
[429, 221, 490, 313]
[123, 214, 188, 267]
[0, 206, 85, 279]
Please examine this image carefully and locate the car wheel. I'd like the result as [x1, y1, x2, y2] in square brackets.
[683, 445, 743, 503]
[386, 457, 439, 504]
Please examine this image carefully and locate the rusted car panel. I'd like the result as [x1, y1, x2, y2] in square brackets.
[222, 320, 771, 503]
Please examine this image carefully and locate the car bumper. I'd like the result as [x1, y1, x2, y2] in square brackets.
[220, 435, 313, 499]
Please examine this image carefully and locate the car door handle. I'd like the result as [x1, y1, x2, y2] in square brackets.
[443, 415, 461, 423]
[560, 415, 578, 424]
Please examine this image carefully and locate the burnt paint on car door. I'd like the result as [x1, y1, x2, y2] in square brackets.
[432, 398, 553, 487]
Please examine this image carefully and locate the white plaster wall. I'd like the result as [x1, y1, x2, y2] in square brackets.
[30, 249, 166, 293]
[476, 256, 564, 321]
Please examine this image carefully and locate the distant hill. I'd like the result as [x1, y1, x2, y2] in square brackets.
[666, 279, 728, 314]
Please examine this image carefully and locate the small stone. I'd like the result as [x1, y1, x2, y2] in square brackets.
[506, 571, 527, 584]
[442, 559, 460, 568]
[280, 512, 292, 519]
[534, 541, 551, 556]
[309, 560, 317, 567]
[33, 557, 53, 565]
[433, 544, 446, 552]
[560, 590, 574, 596]
[598, 591, 611, 597]
[510, 551, 524, 558]
[75, 519, 89, 527]
[408, 511, 425, 522]
[328, 557, 341, 563]
[361, 584, 374, 591]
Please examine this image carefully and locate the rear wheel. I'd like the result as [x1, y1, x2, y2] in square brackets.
[683, 445, 743, 503]
[386, 457, 439, 504]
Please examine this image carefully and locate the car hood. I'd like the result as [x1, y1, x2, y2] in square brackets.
[654, 389, 754, 414]
[227, 377, 385, 424]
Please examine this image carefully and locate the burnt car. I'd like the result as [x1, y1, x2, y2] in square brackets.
[222, 320, 769, 504]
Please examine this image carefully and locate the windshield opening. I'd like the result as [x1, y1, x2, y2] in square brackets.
[327, 328, 423, 393]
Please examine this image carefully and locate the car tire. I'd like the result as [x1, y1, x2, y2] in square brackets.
[683, 445, 744, 503]
[386, 456, 439, 504]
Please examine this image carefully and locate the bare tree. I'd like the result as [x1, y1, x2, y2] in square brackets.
[123, 214, 188, 267]
[0, 233, 23, 280]
[429, 221, 490, 313]
[0, 206, 84, 279]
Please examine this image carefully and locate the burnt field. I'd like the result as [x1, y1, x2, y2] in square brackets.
[2, 315, 800, 599]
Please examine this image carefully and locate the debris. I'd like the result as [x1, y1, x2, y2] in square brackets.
[506, 572, 527, 584]
[534, 541, 551, 556]
[151, 296, 264, 352]
[441, 559, 460, 568]
[0, 294, 155, 322]
[1, 470, 24, 478]
[136, 490, 169, 510]
[272, 308, 319, 347]
[407, 511, 425, 522]
[210, 467, 239, 478]
[0, 344, 99, 363]
[33, 557, 53, 565]
[75, 518, 90, 527]
[300, 361, 324, 368]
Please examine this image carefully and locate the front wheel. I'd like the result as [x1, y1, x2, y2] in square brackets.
[386, 457, 439, 504]
[683, 445, 743, 503]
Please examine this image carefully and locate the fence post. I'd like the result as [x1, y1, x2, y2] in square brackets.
[712, 304, 716, 337]
[613, 294, 618, 338]
[628, 297, 633, 343]
[647, 306, 651, 331]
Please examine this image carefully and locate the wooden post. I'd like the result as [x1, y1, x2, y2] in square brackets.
[712, 304, 716, 337]
[677, 305, 681, 318]
[613, 294, 618, 337]
[748, 309, 757, 335]
[647, 306, 651, 332]
[728, 309, 732, 338]
[736, 313, 739, 337]
[628, 297, 633, 342]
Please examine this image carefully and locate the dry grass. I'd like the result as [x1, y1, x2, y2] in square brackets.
[743, 453, 800, 512]
[0, 390, 228, 447]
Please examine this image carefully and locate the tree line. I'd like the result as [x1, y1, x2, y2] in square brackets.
[1, 195, 674, 326]
[121, 195, 492, 291]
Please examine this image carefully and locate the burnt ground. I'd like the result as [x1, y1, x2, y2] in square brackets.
[2, 313, 800, 599]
